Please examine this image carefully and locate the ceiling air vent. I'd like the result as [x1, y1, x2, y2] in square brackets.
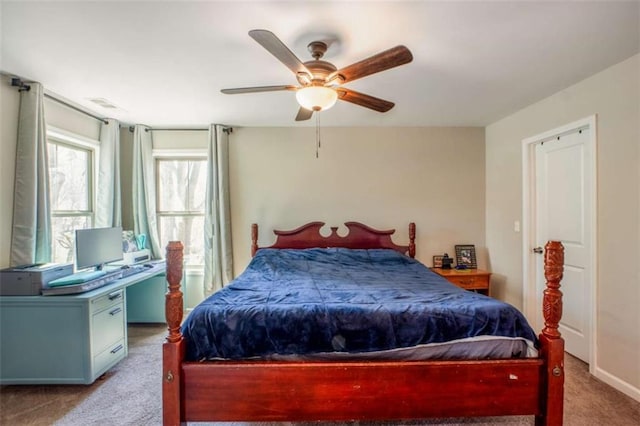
[87, 98, 118, 109]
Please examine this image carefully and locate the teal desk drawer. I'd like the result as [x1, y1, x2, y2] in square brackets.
[92, 302, 125, 354]
[91, 288, 124, 313]
[94, 339, 126, 377]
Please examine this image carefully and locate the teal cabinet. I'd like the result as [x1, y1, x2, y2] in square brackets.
[126, 273, 166, 323]
[0, 287, 126, 384]
[0, 266, 164, 385]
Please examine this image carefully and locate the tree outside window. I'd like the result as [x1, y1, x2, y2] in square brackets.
[48, 141, 93, 264]
[156, 159, 206, 269]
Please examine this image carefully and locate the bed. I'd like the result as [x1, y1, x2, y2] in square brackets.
[163, 222, 565, 425]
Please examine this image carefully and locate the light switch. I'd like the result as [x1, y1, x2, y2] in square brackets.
[514, 221, 520, 233]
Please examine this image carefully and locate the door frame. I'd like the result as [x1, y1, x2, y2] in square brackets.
[521, 115, 597, 370]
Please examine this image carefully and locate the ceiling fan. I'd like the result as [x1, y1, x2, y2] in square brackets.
[221, 30, 413, 121]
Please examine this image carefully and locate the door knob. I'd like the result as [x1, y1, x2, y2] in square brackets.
[533, 247, 543, 254]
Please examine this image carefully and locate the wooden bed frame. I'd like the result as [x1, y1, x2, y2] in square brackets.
[163, 222, 565, 425]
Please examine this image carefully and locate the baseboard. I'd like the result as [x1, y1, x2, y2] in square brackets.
[593, 366, 640, 402]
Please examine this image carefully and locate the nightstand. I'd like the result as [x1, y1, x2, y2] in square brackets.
[432, 268, 491, 296]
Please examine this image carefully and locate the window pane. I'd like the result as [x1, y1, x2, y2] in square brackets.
[48, 143, 90, 211]
[158, 216, 204, 266]
[157, 158, 207, 268]
[157, 159, 207, 212]
[188, 160, 207, 211]
[51, 216, 90, 264]
[157, 160, 188, 211]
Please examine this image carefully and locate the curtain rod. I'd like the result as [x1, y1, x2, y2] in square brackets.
[135, 127, 233, 134]
[144, 128, 208, 132]
[10, 77, 109, 124]
[43, 93, 109, 124]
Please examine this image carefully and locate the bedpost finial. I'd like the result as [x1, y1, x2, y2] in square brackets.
[542, 241, 564, 339]
[251, 224, 258, 257]
[408, 222, 416, 258]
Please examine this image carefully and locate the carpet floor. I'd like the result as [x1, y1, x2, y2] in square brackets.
[1, 324, 638, 425]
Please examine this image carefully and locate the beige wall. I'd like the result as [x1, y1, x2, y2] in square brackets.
[152, 130, 208, 150]
[229, 126, 486, 276]
[45, 98, 101, 141]
[486, 55, 640, 396]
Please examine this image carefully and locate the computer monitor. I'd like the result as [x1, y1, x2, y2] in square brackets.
[75, 227, 124, 271]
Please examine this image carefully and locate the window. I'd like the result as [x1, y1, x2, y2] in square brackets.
[156, 158, 207, 268]
[48, 138, 95, 264]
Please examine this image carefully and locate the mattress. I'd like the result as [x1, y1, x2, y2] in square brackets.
[181, 248, 538, 361]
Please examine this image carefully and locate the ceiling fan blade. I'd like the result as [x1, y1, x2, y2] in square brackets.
[328, 45, 413, 84]
[295, 107, 314, 121]
[336, 88, 395, 112]
[221, 85, 297, 94]
[249, 29, 312, 79]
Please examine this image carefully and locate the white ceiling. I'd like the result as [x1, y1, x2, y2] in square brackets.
[2, 1, 638, 127]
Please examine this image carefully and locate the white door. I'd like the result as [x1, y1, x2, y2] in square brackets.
[532, 123, 594, 363]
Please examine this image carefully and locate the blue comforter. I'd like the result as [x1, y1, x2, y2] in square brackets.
[182, 248, 537, 360]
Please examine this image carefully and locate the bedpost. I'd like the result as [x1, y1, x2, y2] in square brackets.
[163, 241, 185, 426]
[408, 222, 416, 258]
[165, 241, 184, 342]
[251, 223, 258, 257]
[536, 240, 565, 426]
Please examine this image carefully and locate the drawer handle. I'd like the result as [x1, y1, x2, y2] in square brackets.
[110, 344, 124, 354]
[459, 279, 474, 285]
[109, 307, 122, 316]
[108, 291, 122, 301]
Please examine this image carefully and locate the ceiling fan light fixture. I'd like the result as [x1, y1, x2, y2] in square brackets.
[296, 86, 338, 111]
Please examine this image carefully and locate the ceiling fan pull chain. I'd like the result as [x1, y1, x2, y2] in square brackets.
[315, 112, 321, 158]
[318, 112, 321, 149]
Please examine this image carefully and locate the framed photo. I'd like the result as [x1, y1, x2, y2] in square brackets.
[455, 245, 477, 269]
[432, 255, 444, 268]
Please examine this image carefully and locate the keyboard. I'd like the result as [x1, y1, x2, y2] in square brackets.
[120, 265, 147, 278]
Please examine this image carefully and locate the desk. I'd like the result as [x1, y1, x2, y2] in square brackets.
[0, 264, 165, 385]
[432, 268, 491, 296]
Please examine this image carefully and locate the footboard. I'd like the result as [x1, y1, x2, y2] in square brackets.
[163, 233, 564, 426]
[181, 358, 545, 421]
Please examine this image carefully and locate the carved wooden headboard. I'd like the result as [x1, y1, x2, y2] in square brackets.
[251, 221, 416, 258]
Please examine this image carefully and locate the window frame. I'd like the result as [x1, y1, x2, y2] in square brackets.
[46, 126, 100, 264]
[154, 149, 207, 271]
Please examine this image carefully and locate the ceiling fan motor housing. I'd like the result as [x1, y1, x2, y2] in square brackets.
[298, 60, 339, 86]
